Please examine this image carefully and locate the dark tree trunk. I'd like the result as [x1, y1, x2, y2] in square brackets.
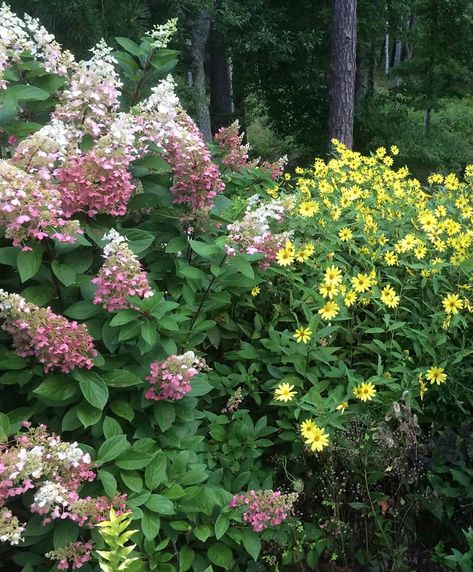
[328, 0, 357, 149]
[191, 11, 212, 142]
[209, 26, 234, 133]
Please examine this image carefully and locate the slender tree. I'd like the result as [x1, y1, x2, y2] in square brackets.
[328, 0, 357, 148]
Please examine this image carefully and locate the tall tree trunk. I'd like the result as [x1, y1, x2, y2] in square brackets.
[209, 26, 234, 133]
[423, 108, 431, 136]
[392, 40, 402, 84]
[191, 11, 212, 142]
[384, 32, 390, 74]
[328, 0, 357, 149]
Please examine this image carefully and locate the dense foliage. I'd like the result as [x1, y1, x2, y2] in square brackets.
[0, 6, 472, 572]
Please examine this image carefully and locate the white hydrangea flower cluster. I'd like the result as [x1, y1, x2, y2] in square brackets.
[102, 229, 128, 258]
[0, 3, 74, 88]
[146, 18, 178, 49]
[33, 481, 69, 510]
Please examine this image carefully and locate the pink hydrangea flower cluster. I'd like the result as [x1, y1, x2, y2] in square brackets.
[92, 229, 153, 311]
[46, 541, 93, 570]
[55, 149, 135, 217]
[0, 290, 96, 373]
[226, 194, 292, 268]
[229, 489, 298, 532]
[259, 156, 288, 180]
[53, 40, 122, 137]
[164, 114, 225, 213]
[145, 351, 208, 401]
[214, 120, 249, 170]
[0, 161, 80, 248]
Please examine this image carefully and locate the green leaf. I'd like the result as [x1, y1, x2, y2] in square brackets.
[76, 402, 102, 428]
[241, 528, 261, 561]
[98, 470, 118, 497]
[103, 369, 143, 387]
[51, 261, 76, 286]
[65, 301, 101, 319]
[17, 245, 43, 282]
[153, 401, 175, 432]
[121, 471, 143, 493]
[0, 246, 18, 266]
[7, 84, 50, 101]
[73, 370, 109, 409]
[145, 451, 168, 490]
[189, 240, 222, 257]
[145, 494, 175, 515]
[21, 285, 54, 306]
[230, 255, 254, 279]
[141, 321, 158, 345]
[53, 520, 78, 549]
[0, 413, 11, 440]
[110, 310, 139, 326]
[214, 514, 229, 540]
[179, 546, 194, 572]
[115, 449, 153, 470]
[115, 37, 144, 56]
[33, 375, 79, 402]
[102, 416, 122, 439]
[97, 435, 130, 464]
[110, 400, 135, 421]
[194, 525, 212, 542]
[124, 229, 155, 254]
[207, 543, 233, 568]
[188, 378, 213, 397]
[141, 509, 160, 540]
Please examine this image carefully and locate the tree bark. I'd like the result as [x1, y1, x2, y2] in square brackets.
[328, 0, 357, 149]
[209, 25, 234, 133]
[190, 11, 212, 142]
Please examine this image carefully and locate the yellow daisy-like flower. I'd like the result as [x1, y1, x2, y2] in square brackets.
[300, 419, 318, 438]
[390, 145, 399, 156]
[301, 422, 329, 452]
[274, 383, 297, 402]
[353, 382, 376, 402]
[319, 283, 339, 299]
[442, 293, 463, 315]
[380, 285, 400, 309]
[336, 401, 348, 413]
[251, 286, 260, 297]
[351, 272, 372, 293]
[299, 200, 319, 217]
[384, 251, 399, 266]
[293, 326, 312, 344]
[295, 250, 309, 263]
[339, 227, 353, 242]
[324, 265, 343, 286]
[344, 291, 357, 307]
[425, 366, 447, 385]
[276, 248, 294, 267]
[318, 301, 340, 321]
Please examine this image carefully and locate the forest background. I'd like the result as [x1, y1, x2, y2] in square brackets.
[9, 0, 473, 176]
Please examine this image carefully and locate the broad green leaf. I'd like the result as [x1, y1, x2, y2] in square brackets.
[145, 451, 168, 490]
[97, 435, 130, 464]
[103, 369, 143, 387]
[76, 402, 102, 428]
[115, 449, 153, 470]
[145, 494, 175, 515]
[33, 375, 79, 402]
[207, 543, 233, 568]
[73, 370, 109, 409]
[17, 245, 43, 282]
[241, 528, 261, 561]
[65, 301, 101, 319]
